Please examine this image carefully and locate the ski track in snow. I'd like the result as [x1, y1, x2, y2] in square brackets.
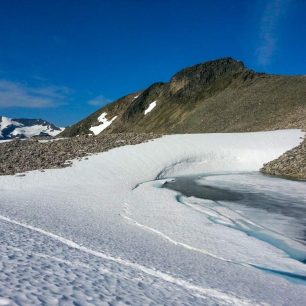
[0, 214, 255, 306]
[121, 207, 235, 264]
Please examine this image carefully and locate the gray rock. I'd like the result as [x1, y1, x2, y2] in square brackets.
[261, 138, 306, 180]
[0, 133, 160, 176]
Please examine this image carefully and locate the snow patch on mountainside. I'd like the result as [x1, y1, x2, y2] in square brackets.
[0, 117, 21, 130]
[89, 112, 117, 135]
[11, 125, 63, 138]
[0, 117, 21, 138]
[144, 100, 157, 115]
[0, 130, 305, 305]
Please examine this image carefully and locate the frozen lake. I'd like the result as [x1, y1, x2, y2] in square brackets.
[163, 172, 306, 266]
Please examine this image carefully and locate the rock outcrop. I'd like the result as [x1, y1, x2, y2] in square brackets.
[0, 133, 159, 176]
[61, 57, 306, 137]
[261, 137, 306, 180]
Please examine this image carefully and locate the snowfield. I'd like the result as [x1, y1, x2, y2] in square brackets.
[10, 125, 64, 138]
[0, 130, 306, 305]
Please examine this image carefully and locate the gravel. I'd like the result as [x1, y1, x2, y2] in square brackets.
[261, 137, 306, 180]
[2, 131, 304, 180]
[0, 133, 159, 176]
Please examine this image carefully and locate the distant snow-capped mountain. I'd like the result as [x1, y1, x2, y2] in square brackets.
[0, 116, 64, 140]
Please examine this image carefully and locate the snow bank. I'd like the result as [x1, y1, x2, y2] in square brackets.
[89, 112, 117, 135]
[0, 130, 305, 305]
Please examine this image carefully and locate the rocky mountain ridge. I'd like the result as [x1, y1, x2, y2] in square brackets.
[61, 57, 306, 137]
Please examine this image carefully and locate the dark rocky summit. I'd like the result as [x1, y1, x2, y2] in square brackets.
[0, 133, 159, 176]
[261, 137, 306, 180]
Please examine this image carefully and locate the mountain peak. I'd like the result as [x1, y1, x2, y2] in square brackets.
[171, 57, 247, 82]
[0, 116, 64, 140]
[61, 57, 306, 137]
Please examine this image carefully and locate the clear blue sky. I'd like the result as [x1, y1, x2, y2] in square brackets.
[0, 0, 305, 126]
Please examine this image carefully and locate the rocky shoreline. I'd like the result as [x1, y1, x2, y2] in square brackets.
[0, 133, 159, 176]
[1, 132, 305, 180]
[261, 137, 306, 180]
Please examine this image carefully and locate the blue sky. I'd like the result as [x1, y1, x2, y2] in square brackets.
[0, 0, 305, 126]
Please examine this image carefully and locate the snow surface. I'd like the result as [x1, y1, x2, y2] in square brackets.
[89, 112, 117, 135]
[38, 137, 68, 143]
[0, 117, 21, 138]
[0, 139, 13, 143]
[11, 125, 63, 138]
[0, 117, 21, 130]
[0, 130, 305, 305]
[144, 100, 157, 115]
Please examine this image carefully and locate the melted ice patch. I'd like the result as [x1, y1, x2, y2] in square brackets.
[89, 112, 117, 135]
[144, 101, 157, 115]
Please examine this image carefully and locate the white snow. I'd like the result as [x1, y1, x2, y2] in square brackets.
[0, 139, 13, 143]
[89, 112, 117, 135]
[11, 125, 63, 138]
[144, 100, 157, 115]
[38, 137, 68, 143]
[0, 117, 22, 138]
[0, 129, 305, 305]
[49, 127, 65, 136]
[0, 298, 10, 306]
[0, 117, 21, 130]
[133, 95, 139, 99]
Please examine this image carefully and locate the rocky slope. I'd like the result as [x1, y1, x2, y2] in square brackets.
[0, 133, 159, 175]
[61, 57, 306, 137]
[0, 116, 63, 140]
[261, 137, 306, 180]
